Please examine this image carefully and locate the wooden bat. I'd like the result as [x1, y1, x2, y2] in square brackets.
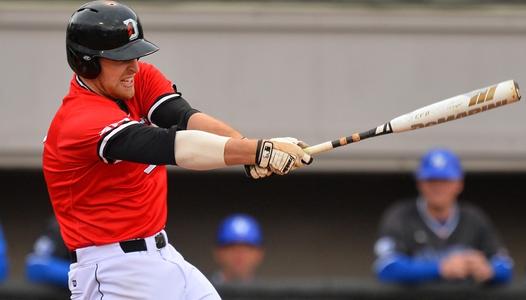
[304, 80, 521, 155]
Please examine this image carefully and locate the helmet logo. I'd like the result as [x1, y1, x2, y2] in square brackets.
[123, 18, 139, 41]
[231, 218, 250, 235]
[430, 153, 447, 169]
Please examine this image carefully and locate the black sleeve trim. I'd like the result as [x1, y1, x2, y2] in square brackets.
[97, 119, 140, 164]
[102, 123, 177, 165]
[148, 93, 200, 130]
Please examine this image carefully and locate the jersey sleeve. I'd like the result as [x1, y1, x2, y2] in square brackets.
[134, 62, 181, 123]
[57, 101, 134, 165]
[374, 202, 442, 283]
[375, 203, 411, 257]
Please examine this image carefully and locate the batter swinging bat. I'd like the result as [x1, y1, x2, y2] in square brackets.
[304, 80, 521, 156]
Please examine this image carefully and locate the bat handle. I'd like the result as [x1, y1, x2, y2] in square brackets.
[303, 124, 392, 156]
[304, 142, 334, 156]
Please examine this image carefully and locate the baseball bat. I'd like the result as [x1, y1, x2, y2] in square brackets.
[304, 80, 521, 156]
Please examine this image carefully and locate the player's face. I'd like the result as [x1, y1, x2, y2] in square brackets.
[90, 58, 139, 100]
[214, 244, 264, 282]
[418, 179, 464, 210]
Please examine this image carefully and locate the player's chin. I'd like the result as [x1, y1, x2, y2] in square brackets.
[115, 87, 135, 100]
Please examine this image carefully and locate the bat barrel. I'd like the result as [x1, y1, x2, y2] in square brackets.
[390, 79, 521, 133]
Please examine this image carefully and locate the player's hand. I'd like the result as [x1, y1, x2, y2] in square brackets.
[269, 137, 310, 149]
[269, 137, 312, 173]
[464, 251, 494, 283]
[243, 136, 272, 179]
[246, 137, 310, 179]
[256, 139, 313, 175]
[269, 137, 311, 172]
[439, 253, 470, 280]
[244, 165, 272, 179]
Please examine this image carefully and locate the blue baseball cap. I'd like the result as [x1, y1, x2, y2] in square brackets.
[416, 148, 463, 180]
[216, 214, 262, 246]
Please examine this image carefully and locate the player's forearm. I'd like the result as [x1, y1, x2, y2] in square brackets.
[105, 123, 256, 167]
[104, 124, 309, 174]
[187, 113, 243, 139]
[375, 254, 440, 283]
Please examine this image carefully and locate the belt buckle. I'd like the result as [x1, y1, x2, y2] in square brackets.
[155, 233, 166, 249]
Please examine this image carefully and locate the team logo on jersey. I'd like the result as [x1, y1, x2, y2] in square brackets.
[100, 118, 131, 136]
[123, 19, 139, 41]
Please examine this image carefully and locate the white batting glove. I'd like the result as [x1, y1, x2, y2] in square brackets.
[270, 137, 311, 173]
[256, 139, 313, 175]
[242, 136, 273, 179]
[244, 165, 272, 179]
[269, 137, 310, 149]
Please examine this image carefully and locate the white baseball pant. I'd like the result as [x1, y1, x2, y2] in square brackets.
[68, 230, 220, 300]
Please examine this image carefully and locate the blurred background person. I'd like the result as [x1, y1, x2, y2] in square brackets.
[0, 224, 8, 283]
[373, 148, 513, 285]
[25, 217, 68, 288]
[211, 213, 265, 285]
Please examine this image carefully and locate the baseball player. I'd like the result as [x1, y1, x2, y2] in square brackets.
[42, 1, 312, 299]
[26, 217, 69, 288]
[373, 148, 513, 284]
[211, 214, 264, 285]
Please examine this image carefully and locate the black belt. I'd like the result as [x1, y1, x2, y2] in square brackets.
[71, 233, 167, 263]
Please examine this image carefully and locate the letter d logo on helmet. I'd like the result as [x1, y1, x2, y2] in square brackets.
[66, 0, 159, 79]
[123, 19, 139, 41]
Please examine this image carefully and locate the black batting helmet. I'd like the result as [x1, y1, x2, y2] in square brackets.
[66, 0, 158, 79]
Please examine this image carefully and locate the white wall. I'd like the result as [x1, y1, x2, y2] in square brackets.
[1, 2, 525, 170]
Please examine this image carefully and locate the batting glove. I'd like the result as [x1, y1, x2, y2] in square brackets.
[256, 139, 313, 175]
[244, 165, 272, 179]
[269, 137, 310, 149]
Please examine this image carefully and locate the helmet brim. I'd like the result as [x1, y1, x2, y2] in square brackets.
[99, 39, 159, 61]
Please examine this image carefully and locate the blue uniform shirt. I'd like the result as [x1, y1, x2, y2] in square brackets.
[374, 198, 513, 284]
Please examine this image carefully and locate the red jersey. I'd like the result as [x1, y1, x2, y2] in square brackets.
[43, 62, 177, 250]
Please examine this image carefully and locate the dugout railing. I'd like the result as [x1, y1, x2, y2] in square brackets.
[2, 279, 526, 300]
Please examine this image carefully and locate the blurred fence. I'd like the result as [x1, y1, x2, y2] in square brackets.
[218, 281, 526, 300]
[2, 280, 526, 300]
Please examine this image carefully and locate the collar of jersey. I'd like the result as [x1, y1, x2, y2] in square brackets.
[416, 197, 459, 239]
[75, 75, 96, 93]
[75, 75, 130, 114]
